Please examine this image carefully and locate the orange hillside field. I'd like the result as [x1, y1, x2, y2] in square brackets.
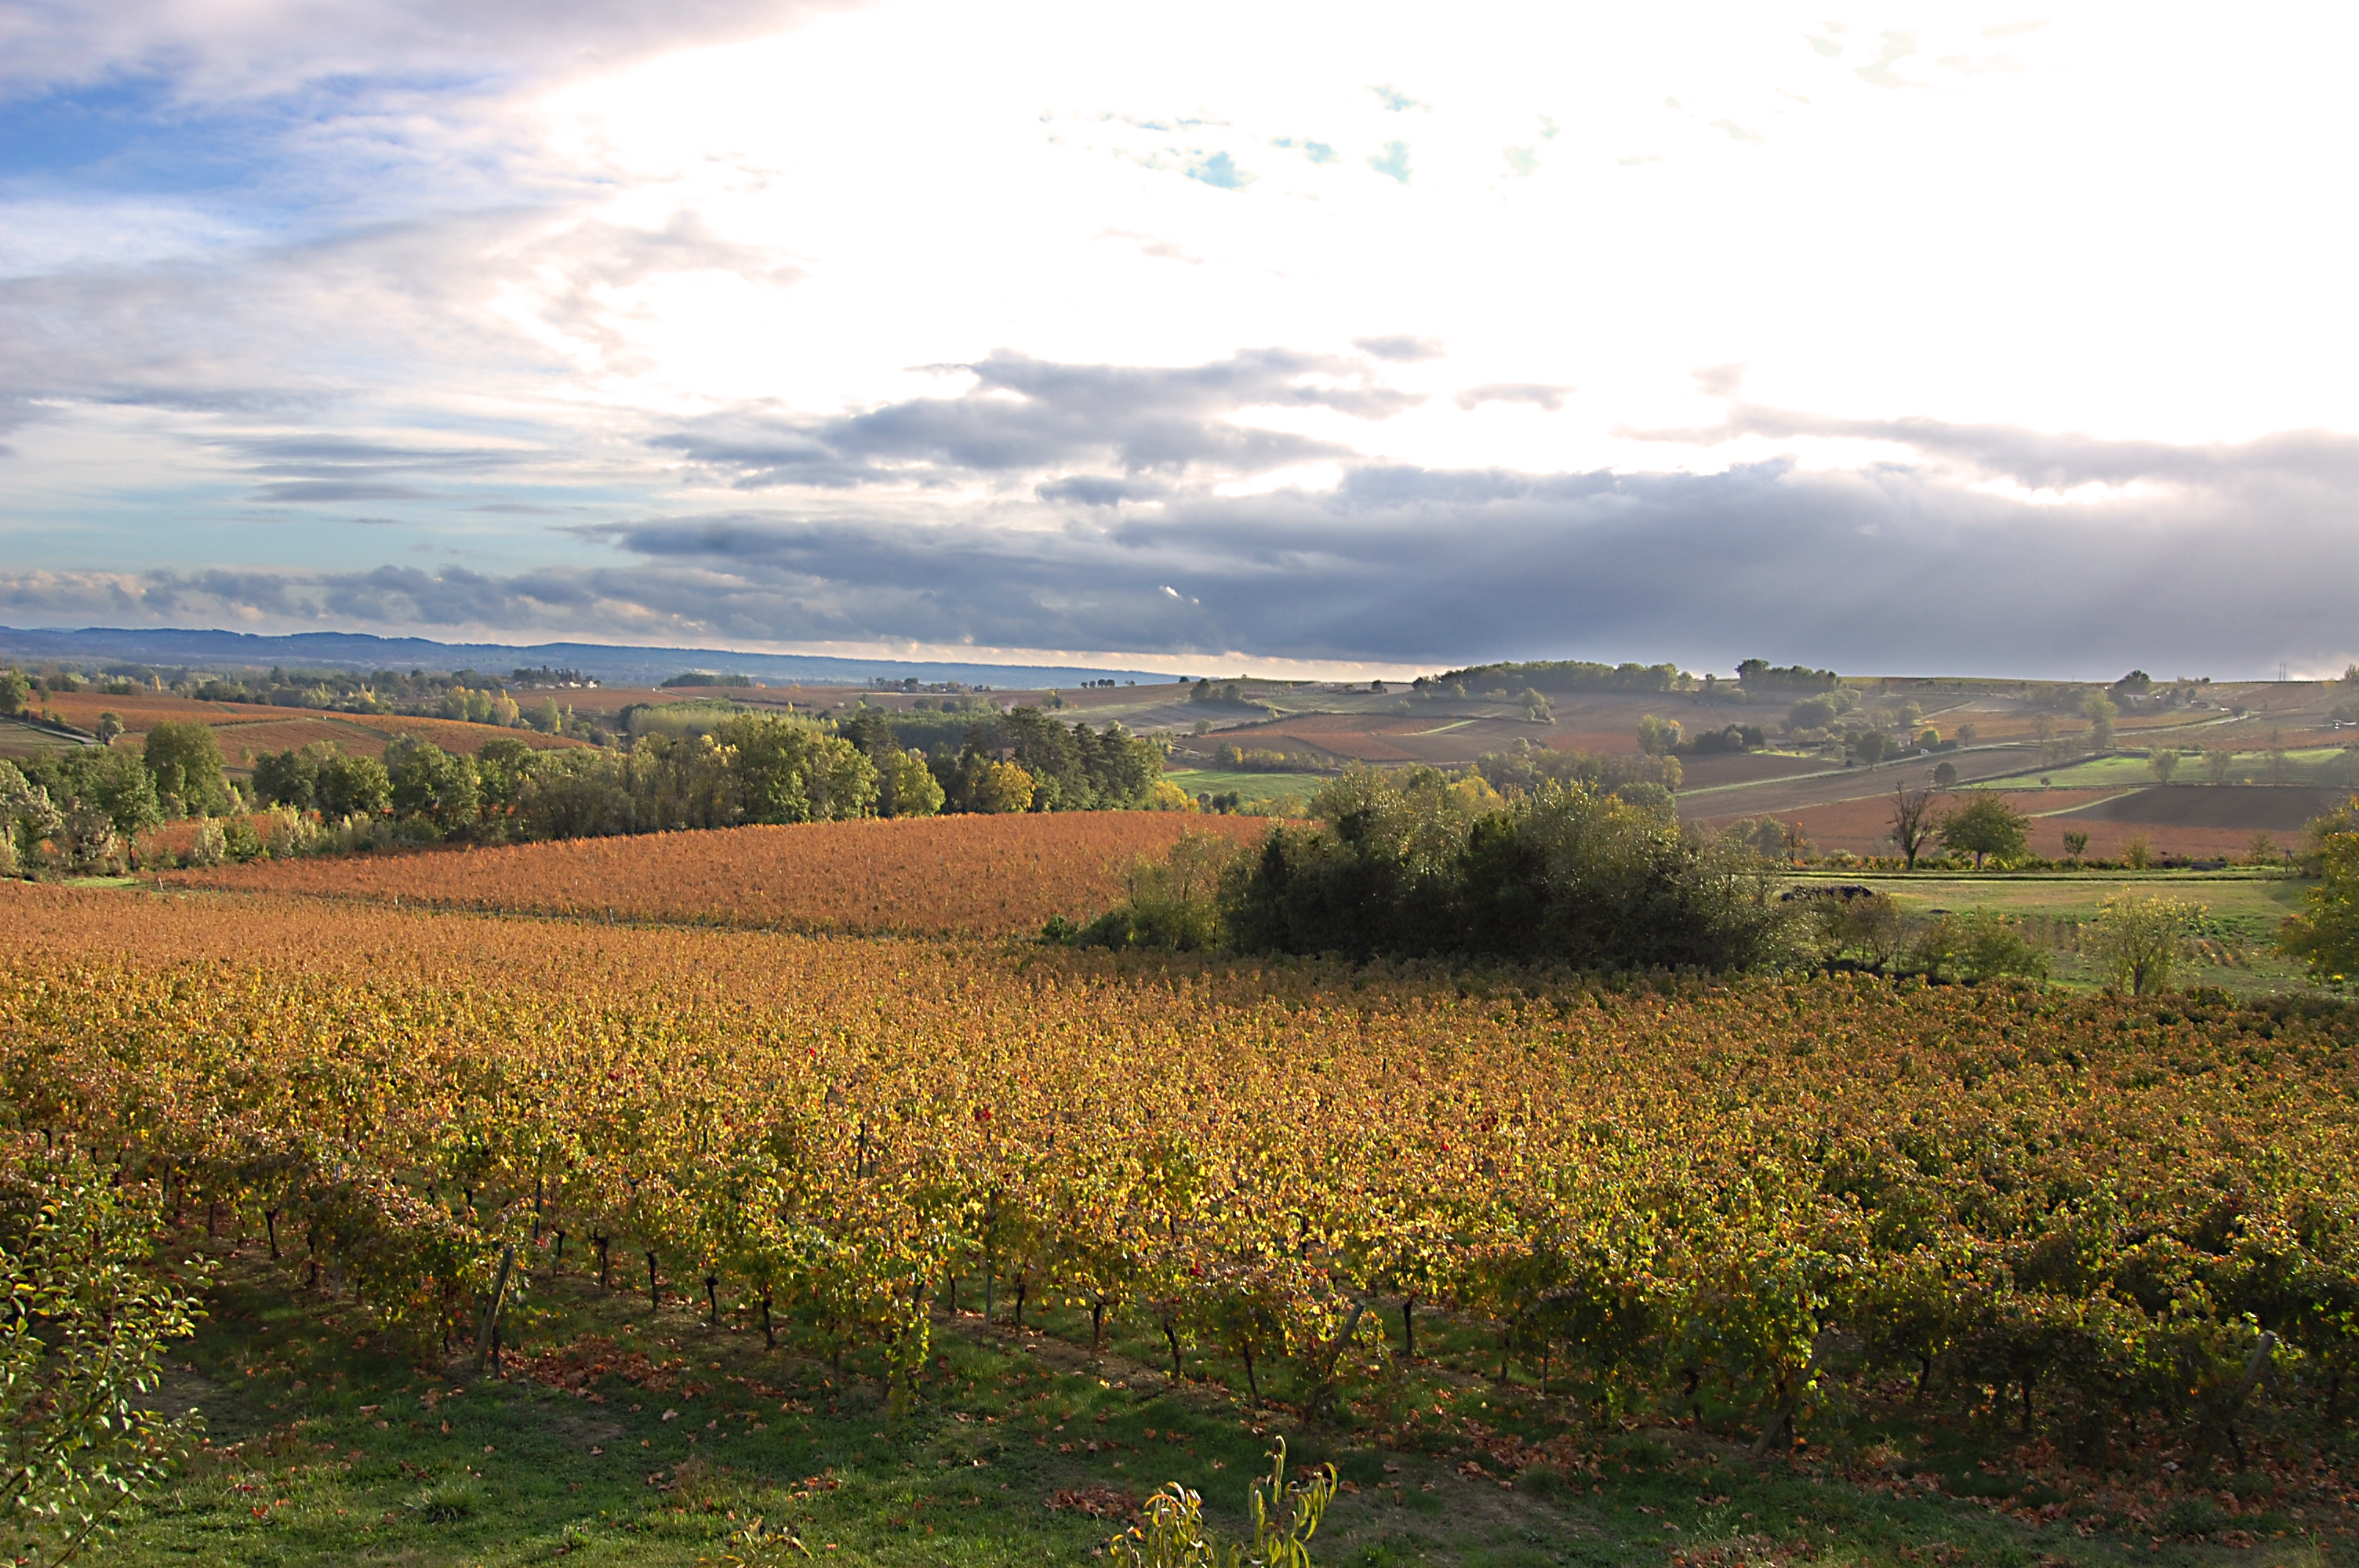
[155, 811, 1274, 934]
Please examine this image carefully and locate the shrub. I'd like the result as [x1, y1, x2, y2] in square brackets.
[1908, 911, 2049, 984]
[1222, 767, 1787, 969]
[2088, 895, 2201, 995]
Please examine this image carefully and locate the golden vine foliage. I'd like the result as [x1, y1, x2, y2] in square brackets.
[152, 812, 1270, 934]
[4, 880, 2357, 1445]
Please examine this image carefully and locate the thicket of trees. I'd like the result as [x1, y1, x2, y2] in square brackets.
[1074, 767, 1787, 969]
[1431, 658, 1683, 694]
[229, 707, 1169, 857]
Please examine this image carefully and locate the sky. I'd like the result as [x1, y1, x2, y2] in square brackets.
[2, 0, 2356, 681]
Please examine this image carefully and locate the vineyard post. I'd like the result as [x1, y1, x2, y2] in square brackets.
[471, 1243, 518, 1379]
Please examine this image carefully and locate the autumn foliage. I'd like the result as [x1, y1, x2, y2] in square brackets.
[3, 879, 2356, 1458]
[154, 811, 1273, 935]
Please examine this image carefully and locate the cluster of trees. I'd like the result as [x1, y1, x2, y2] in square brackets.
[1430, 658, 1684, 694]
[249, 720, 900, 847]
[1214, 744, 1320, 774]
[1470, 739, 1682, 817]
[234, 707, 1172, 854]
[1734, 659, 1841, 691]
[0, 720, 235, 873]
[1075, 765, 1787, 970]
[1888, 784, 2032, 869]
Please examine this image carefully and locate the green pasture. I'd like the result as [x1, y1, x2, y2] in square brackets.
[1162, 766, 1328, 807]
[1788, 868, 2320, 995]
[2005, 750, 2358, 791]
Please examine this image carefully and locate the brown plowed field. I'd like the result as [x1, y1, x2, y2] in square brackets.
[155, 811, 1274, 934]
[2049, 785, 2352, 832]
[1673, 753, 1838, 789]
[1699, 789, 2299, 862]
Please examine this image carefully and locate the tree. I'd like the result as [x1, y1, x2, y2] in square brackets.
[1636, 715, 1682, 757]
[2061, 829, 2090, 863]
[139, 720, 230, 818]
[386, 739, 481, 831]
[0, 1138, 207, 1566]
[972, 760, 1035, 814]
[2204, 746, 2237, 785]
[2089, 895, 2201, 995]
[93, 712, 124, 745]
[2148, 747, 2180, 783]
[318, 752, 391, 818]
[2081, 692, 2117, 750]
[1932, 760, 1958, 790]
[0, 670, 27, 717]
[1888, 782, 1940, 870]
[1939, 793, 2029, 869]
[2283, 817, 2359, 985]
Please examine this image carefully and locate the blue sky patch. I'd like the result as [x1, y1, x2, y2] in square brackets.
[1367, 140, 1412, 183]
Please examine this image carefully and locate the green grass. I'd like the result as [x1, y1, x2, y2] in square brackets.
[89, 1236, 2359, 1566]
[1788, 868, 2320, 994]
[2012, 751, 2359, 790]
[1163, 768, 1328, 806]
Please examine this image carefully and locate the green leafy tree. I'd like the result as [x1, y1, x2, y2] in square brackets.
[2204, 746, 2237, 784]
[0, 1138, 208, 1566]
[2089, 895, 2201, 995]
[1909, 911, 2049, 983]
[2081, 691, 2117, 750]
[2148, 746, 2180, 783]
[92, 713, 123, 746]
[1635, 715, 1682, 757]
[138, 720, 230, 818]
[711, 714, 878, 822]
[318, 752, 391, 818]
[1938, 793, 2029, 869]
[0, 670, 27, 717]
[2282, 810, 2359, 985]
[385, 739, 481, 831]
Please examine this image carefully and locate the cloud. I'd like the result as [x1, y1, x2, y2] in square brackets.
[1367, 140, 1413, 184]
[1183, 151, 1255, 190]
[1503, 145, 1540, 177]
[0, 0, 861, 102]
[652, 347, 1424, 488]
[1619, 397, 2359, 495]
[1855, 31, 1920, 89]
[1352, 334, 1444, 363]
[249, 481, 435, 503]
[1369, 84, 1428, 113]
[1455, 383, 1573, 413]
[16, 426, 2358, 677]
[1710, 118, 1765, 144]
[1270, 136, 1339, 165]
[1036, 475, 1166, 506]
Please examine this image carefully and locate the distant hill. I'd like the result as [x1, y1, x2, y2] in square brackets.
[0, 626, 1176, 689]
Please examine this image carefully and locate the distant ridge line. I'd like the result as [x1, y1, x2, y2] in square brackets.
[0, 626, 1179, 689]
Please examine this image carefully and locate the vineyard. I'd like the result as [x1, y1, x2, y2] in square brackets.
[151, 811, 1272, 934]
[6, 879, 2358, 1500]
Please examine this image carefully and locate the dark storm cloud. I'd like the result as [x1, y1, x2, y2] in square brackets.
[652, 347, 1423, 488]
[1622, 401, 2359, 495]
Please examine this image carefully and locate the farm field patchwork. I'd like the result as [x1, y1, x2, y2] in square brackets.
[1710, 786, 2335, 863]
[152, 811, 1270, 934]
